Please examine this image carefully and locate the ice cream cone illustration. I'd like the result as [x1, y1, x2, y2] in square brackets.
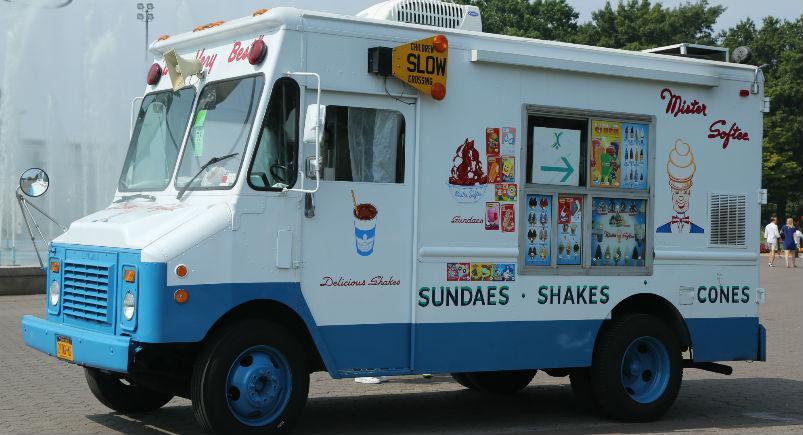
[656, 139, 704, 234]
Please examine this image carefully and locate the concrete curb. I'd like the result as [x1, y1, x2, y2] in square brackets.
[0, 267, 45, 296]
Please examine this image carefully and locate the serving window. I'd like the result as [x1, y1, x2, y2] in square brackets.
[522, 109, 652, 275]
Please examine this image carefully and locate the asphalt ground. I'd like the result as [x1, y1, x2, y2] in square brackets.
[0, 261, 801, 434]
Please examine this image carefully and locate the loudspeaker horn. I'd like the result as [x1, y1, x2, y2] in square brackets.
[164, 49, 203, 91]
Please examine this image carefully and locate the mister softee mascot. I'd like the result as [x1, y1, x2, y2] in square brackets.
[656, 139, 704, 234]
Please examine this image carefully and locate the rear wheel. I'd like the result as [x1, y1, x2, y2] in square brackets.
[191, 319, 309, 434]
[460, 370, 537, 394]
[590, 314, 682, 421]
[84, 368, 173, 413]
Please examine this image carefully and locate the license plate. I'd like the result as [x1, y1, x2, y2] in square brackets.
[56, 336, 74, 363]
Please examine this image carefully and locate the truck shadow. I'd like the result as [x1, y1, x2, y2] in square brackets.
[85, 377, 803, 434]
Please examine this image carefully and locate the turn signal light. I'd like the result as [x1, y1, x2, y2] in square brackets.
[147, 63, 162, 85]
[175, 264, 188, 278]
[50, 260, 60, 274]
[431, 82, 446, 101]
[124, 269, 136, 283]
[174, 289, 189, 304]
[249, 39, 267, 65]
[433, 35, 448, 53]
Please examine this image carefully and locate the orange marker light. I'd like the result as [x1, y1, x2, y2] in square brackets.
[174, 289, 189, 304]
[124, 269, 136, 283]
[431, 82, 446, 101]
[50, 260, 59, 274]
[433, 35, 448, 53]
[175, 264, 188, 278]
[157, 34, 170, 41]
[253, 8, 268, 16]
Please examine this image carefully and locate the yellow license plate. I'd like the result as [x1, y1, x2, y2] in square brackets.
[56, 336, 74, 363]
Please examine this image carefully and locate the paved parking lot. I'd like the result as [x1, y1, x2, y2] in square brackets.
[1, 263, 801, 434]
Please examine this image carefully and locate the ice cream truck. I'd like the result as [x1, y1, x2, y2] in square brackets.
[21, 0, 768, 433]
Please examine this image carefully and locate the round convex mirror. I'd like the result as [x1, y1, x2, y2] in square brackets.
[19, 168, 50, 197]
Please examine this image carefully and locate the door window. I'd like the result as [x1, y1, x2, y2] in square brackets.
[321, 106, 405, 183]
[248, 78, 300, 190]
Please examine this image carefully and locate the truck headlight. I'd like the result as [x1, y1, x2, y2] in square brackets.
[49, 280, 60, 306]
[123, 292, 136, 321]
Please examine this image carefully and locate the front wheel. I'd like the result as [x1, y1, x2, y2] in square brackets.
[191, 319, 309, 434]
[84, 368, 173, 413]
[590, 314, 682, 422]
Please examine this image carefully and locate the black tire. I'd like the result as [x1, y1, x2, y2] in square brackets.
[84, 367, 173, 413]
[590, 314, 682, 422]
[462, 370, 537, 394]
[569, 368, 598, 413]
[191, 319, 309, 434]
[451, 372, 476, 389]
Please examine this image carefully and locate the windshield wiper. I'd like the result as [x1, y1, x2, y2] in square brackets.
[114, 194, 156, 203]
[176, 153, 239, 200]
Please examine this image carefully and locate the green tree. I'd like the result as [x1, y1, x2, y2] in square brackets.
[720, 17, 803, 221]
[453, 0, 579, 41]
[573, 0, 724, 50]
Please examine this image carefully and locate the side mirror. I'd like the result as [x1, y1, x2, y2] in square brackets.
[19, 168, 50, 197]
[303, 103, 326, 144]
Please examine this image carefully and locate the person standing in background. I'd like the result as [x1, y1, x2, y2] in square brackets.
[780, 218, 798, 268]
[795, 222, 803, 259]
[764, 216, 781, 267]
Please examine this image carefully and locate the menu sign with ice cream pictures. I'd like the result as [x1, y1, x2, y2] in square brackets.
[590, 120, 622, 188]
[525, 194, 552, 266]
[591, 198, 647, 267]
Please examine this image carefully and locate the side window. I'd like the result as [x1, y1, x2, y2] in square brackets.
[524, 112, 651, 273]
[248, 78, 300, 190]
[321, 106, 405, 183]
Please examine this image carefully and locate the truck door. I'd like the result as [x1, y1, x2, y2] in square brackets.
[300, 91, 415, 375]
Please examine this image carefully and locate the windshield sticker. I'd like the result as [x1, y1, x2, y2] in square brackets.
[191, 109, 208, 157]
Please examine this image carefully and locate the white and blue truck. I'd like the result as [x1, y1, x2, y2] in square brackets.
[21, 1, 767, 433]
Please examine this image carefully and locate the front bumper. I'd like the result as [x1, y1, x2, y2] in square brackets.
[21, 315, 131, 373]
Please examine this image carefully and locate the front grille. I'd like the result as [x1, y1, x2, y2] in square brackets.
[62, 261, 112, 324]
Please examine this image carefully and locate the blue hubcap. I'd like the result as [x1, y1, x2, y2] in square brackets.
[226, 345, 292, 426]
[620, 336, 670, 403]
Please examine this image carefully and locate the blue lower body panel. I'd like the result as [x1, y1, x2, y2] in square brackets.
[21, 315, 130, 373]
[685, 317, 760, 362]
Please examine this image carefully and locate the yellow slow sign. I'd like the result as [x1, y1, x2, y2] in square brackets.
[392, 35, 448, 100]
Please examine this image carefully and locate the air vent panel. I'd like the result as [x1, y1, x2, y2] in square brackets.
[709, 193, 747, 247]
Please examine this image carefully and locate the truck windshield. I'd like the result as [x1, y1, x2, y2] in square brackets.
[175, 75, 264, 191]
[119, 87, 196, 191]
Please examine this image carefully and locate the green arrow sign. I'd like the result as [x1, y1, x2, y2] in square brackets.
[540, 157, 574, 182]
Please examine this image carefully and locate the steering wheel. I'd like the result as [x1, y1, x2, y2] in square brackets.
[270, 163, 288, 183]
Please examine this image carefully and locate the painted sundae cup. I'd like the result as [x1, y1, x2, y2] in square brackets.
[354, 203, 378, 256]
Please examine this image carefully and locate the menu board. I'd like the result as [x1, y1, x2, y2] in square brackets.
[622, 123, 649, 189]
[556, 195, 582, 265]
[525, 194, 552, 266]
[590, 120, 622, 188]
[591, 198, 647, 267]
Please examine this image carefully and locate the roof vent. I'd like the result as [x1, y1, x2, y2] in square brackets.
[357, 0, 482, 32]
[643, 43, 729, 62]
